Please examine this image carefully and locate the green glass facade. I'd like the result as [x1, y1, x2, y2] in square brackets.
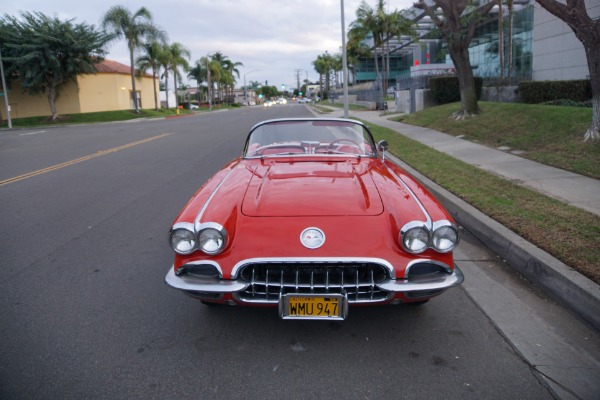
[353, 5, 534, 85]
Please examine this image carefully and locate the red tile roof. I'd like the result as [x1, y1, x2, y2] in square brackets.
[95, 59, 152, 77]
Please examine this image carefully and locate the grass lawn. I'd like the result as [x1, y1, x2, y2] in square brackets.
[392, 102, 600, 179]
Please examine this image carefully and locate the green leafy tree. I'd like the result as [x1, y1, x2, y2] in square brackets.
[187, 60, 208, 101]
[257, 85, 278, 99]
[136, 41, 166, 111]
[209, 52, 243, 104]
[156, 43, 174, 108]
[0, 11, 112, 120]
[220, 57, 243, 104]
[165, 42, 190, 106]
[414, 0, 498, 119]
[312, 52, 336, 99]
[349, 1, 383, 89]
[101, 6, 164, 112]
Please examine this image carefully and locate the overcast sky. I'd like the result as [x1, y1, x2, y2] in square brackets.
[4, 0, 415, 90]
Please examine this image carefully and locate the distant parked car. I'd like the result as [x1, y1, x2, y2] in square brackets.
[298, 98, 310, 104]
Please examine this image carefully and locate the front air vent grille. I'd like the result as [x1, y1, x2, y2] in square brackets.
[236, 261, 391, 303]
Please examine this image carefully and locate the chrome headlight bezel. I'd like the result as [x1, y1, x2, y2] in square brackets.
[431, 221, 460, 253]
[400, 220, 459, 254]
[169, 222, 197, 255]
[400, 221, 430, 254]
[197, 222, 227, 255]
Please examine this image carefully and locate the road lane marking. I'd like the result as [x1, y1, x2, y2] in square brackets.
[0, 132, 175, 187]
[19, 131, 47, 136]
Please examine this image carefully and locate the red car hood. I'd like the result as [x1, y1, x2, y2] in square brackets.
[241, 160, 384, 217]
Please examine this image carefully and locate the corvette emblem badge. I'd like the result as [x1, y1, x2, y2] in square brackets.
[300, 227, 326, 249]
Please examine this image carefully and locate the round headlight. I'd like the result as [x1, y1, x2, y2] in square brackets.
[432, 225, 459, 253]
[170, 227, 196, 255]
[198, 226, 226, 255]
[402, 226, 430, 254]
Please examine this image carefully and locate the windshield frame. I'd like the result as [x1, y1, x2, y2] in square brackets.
[242, 118, 379, 159]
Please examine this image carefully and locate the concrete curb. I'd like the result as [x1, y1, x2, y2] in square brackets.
[388, 153, 600, 332]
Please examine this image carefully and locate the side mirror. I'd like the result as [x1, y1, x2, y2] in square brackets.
[378, 140, 388, 161]
[377, 140, 388, 151]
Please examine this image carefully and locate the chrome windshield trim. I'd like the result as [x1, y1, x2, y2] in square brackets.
[387, 167, 433, 229]
[245, 153, 373, 160]
[194, 166, 237, 229]
[230, 257, 397, 279]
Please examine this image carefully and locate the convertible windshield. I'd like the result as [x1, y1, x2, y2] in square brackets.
[244, 119, 378, 158]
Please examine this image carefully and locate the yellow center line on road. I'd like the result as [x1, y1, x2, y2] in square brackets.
[0, 132, 175, 187]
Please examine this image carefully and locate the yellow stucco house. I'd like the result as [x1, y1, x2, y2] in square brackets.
[1, 59, 159, 119]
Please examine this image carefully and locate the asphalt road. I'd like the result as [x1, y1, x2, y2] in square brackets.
[0, 105, 555, 399]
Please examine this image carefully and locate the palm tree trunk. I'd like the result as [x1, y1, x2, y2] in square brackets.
[152, 67, 159, 111]
[129, 41, 139, 112]
[173, 72, 178, 108]
[164, 70, 170, 109]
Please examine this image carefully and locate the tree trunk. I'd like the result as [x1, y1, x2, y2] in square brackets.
[173, 72, 178, 108]
[583, 41, 600, 141]
[48, 84, 58, 120]
[451, 45, 480, 118]
[164, 70, 170, 109]
[152, 67, 159, 111]
[129, 41, 139, 113]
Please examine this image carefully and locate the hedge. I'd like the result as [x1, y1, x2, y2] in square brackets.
[428, 76, 483, 105]
[519, 80, 592, 104]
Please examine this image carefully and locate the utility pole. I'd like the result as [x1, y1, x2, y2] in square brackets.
[0, 48, 12, 128]
[206, 55, 212, 111]
[341, 0, 349, 118]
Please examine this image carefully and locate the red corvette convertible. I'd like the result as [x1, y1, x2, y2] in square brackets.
[166, 118, 463, 320]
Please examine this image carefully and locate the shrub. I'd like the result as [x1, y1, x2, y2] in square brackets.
[519, 80, 592, 104]
[428, 76, 483, 105]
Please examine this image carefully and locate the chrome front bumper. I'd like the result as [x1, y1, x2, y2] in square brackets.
[164, 262, 464, 298]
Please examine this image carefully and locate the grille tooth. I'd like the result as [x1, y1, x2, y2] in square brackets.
[238, 262, 390, 303]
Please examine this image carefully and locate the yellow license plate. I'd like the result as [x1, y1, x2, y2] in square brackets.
[280, 294, 347, 320]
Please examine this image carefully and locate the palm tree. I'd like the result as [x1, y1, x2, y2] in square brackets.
[102, 6, 164, 112]
[312, 52, 335, 99]
[136, 41, 165, 111]
[166, 42, 190, 106]
[197, 55, 221, 105]
[349, 1, 383, 91]
[220, 58, 243, 104]
[157, 43, 173, 108]
[188, 60, 208, 102]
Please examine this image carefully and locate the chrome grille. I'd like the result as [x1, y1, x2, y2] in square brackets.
[236, 262, 391, 303]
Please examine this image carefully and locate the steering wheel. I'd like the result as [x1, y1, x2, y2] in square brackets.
[326, 139, 362, 153]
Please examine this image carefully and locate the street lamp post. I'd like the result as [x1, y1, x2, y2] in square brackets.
[341, 0, 349, 118]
